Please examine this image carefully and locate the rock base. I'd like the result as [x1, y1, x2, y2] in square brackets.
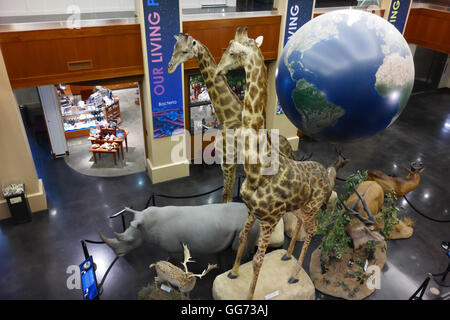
[212, 249, 315, 300]
[309, 241, 387, 300]
[138, 283, 183, 300]
[389, 219, 414, 239]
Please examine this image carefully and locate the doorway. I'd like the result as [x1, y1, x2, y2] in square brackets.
[15, 78, 148, 179]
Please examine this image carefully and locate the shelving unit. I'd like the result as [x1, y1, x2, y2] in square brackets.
[104, 99, 121, 124]
[59, 88, 121, 139]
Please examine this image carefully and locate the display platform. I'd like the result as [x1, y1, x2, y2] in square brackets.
[212, 249, 315, 300]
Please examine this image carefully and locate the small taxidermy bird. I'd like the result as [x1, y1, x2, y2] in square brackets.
[150, 243, 217, 299]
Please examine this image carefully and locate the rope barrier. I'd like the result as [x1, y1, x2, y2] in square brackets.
[84, 239, 105, 244]
[153, 184, 224, 199]
[403, 195, 450, 223]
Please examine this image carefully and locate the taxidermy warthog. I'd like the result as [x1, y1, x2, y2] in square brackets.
[99, 202, 260, 258]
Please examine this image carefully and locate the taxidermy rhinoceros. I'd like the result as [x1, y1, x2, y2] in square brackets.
[99, 202, 259, 258]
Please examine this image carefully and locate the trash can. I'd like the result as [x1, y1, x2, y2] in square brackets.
[2, 184, 32, 224]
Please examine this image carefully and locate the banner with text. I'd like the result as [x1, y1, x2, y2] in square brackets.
[143, 0, 184, 138]
[387, 0, 412, 34]
[277, 0, 316, 114]
[283, 0, 316, 47]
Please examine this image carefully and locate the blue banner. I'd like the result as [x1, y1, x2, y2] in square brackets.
[387, 0, 412, 34]
[277, 0, 315, 115]
[283, 0, 316, 46]
[143, 0, 184, 138]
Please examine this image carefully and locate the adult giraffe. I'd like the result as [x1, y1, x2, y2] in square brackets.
[168, 33, 295, 202]
[215, 27, 347, 299]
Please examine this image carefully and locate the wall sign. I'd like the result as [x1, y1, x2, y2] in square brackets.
[283, 0, 316, 46]
[143, 0, 184, 138]
[387, 0, 412, 34]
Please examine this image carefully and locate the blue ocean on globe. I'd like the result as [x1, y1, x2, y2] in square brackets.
[276, 9, 415, 142]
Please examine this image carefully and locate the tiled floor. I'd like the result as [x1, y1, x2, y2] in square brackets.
[0, 89, 449, 300]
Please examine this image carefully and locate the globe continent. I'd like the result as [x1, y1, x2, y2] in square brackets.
[276, 9, 414, 142]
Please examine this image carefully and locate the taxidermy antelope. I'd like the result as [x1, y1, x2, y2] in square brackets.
[367, 162, 424, 197]
[150, 244, 217, 299]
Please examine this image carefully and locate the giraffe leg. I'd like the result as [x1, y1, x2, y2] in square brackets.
[247, 220, 275, 300]
[221, 163, 236, 203]
[282, 209, 303, 261]
[288, 208, 319, 284]
[229, 214, 256, 279]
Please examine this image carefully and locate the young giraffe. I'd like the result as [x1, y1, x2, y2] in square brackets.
[215, 27, 346, 300]
[168, 34, 295, 202]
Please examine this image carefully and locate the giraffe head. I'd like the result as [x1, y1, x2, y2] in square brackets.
[168, 33, 198, 74]
[215, 27, 263, 76]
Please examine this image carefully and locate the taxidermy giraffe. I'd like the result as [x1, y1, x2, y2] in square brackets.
[168, 33, 295, 203]
[215, 27, 347, 299]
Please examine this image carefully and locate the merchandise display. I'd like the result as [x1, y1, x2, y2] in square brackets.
[276, 9, 415, 142]
[59, 87, 121, 138]
[215, 27, 348, 300]
[88, 126, 129, 163]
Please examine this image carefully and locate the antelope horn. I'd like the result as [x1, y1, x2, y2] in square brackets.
[180, 243, 195, 273]
[190, 264, 218, 279]
[351, 184, 376, 222]
[339, 199, 375, 225]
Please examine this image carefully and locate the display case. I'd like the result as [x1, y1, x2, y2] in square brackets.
[60, 88, 120, 139]
[187, 69, 245, 133]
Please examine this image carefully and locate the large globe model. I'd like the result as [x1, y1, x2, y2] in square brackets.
[276, 10, 414, 142]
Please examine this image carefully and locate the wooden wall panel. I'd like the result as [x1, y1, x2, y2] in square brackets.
[0, 15, 281, 88]
[182, 15, 282, 69]
[404, 8, 450, 54]
[0, 24, 144, 89]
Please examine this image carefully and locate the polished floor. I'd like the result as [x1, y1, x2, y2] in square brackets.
[0, 89, 449, 300]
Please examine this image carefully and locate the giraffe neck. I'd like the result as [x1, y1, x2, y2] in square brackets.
[194, 43, 241, 125]
[241, 50, 269, 177]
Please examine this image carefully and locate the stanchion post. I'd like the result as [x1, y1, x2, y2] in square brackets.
[121, 214, 126, 232]
[81, 240, 89, 260]
[237, 176, 241, 200]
